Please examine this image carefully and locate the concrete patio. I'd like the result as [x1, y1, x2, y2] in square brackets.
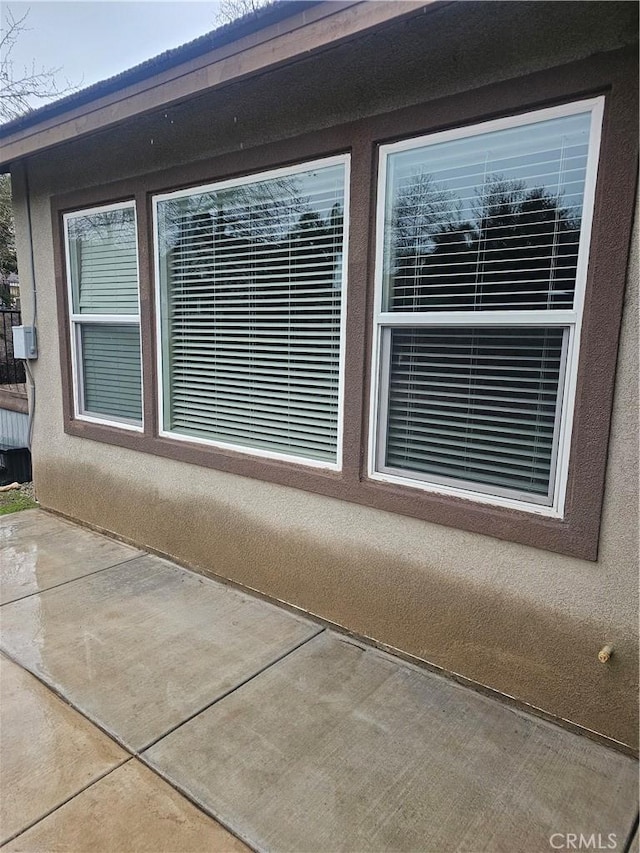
[1, 509, 638, 853]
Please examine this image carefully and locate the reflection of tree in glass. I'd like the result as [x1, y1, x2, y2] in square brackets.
[164, 176, 343, 305]
[161, 171, 345, 415]
[68, 209, 134, 246]
[217, 176, 307, 244]
[392, 171, 581, 310]
[392, 172, 460, 257]
[161, 176, 303, 253]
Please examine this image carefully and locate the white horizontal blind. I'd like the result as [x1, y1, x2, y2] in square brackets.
[156, 159, 347, 464]
[65, 202, 143, 428]
[373, 100, 603, 509]
[385, 327, 565, 500]
[81, 325, 143, 421]
[67, 207, 139, 315]
[383, 112, 591, 312]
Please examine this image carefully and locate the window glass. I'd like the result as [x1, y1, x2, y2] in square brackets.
[385, 326, 565, 500]
[67, 206, 139, 315]
[65, 202, 143, 428]
[80, 324, 143, 422]
[382, 112, 591, 312]
[156, 159, 347, 465]
[374, 101, 602, 510]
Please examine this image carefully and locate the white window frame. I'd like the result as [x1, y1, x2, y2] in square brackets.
[64, 200, 144, 432]
[152, 154, 350, 471]
[368, 97, 605, 517]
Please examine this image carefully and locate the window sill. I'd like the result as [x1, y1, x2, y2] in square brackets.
[367, 469, 562, 518]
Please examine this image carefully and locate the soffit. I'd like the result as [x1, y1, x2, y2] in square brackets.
[0, 1, 434, 168]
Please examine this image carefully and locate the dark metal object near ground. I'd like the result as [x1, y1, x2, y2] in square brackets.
[0, 445, 31, 485]
[0, 309, 26, 386]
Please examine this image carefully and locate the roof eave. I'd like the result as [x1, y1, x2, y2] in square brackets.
[0, 1, 435, 170]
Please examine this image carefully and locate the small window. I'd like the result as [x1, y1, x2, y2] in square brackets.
[154, 156, 349, 468]
[370, 99, 604, 513]
[64, 202, 143, 429]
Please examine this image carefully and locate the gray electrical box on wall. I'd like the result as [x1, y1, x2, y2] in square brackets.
[12, 326, 38, 360]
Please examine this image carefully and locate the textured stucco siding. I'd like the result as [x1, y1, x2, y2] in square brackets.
[11, 2, 639, 748]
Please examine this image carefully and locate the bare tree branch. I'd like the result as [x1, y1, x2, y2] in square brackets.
[215, 0, 270, 26]
[0, 6, 80, 122]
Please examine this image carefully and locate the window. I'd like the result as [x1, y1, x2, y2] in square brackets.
[64, 201, 143, 430]
[54, 53, 636, 560]
[370, 99, 604, 513]
[154, 156, 348, 468]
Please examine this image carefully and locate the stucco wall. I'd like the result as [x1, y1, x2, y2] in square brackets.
[11, 3, 639, 749]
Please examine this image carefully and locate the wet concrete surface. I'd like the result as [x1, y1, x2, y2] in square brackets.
[1, 510, 638, 852]
[144, 631, 639, 853]
[3, 759, 249, 853]
[0, 552, 319, 750]
[0, 654, 126, 844]
[0, 509, 143, 605]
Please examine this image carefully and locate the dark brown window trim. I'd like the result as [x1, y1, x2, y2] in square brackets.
[51, 46, 638, 561]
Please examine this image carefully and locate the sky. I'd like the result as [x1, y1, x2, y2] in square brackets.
[4, 1, 224, 107]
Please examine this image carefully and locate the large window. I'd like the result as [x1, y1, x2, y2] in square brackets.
[154, 156, 348, 468]
[370, 99, 604, 512]
[55, 60, 636, 559]
[64, 201, 143, 430]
